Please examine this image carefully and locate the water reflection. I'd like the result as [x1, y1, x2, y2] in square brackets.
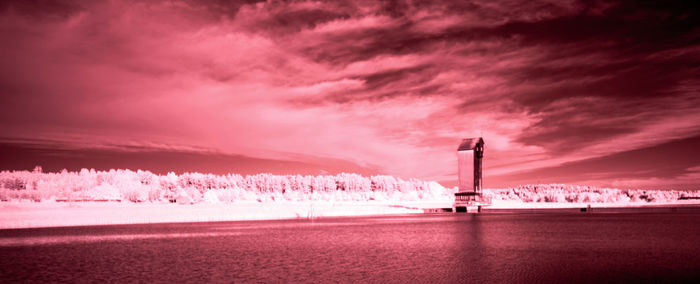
[0, 231, 246, 246]
[1, 213, 699, 283]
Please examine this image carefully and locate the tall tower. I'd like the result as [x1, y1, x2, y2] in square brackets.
[457, 137, 484, 194]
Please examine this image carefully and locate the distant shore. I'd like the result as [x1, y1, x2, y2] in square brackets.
[2, 200, 700, 229]
[2, 170, 699, 229]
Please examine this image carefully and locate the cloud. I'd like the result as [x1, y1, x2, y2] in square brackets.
[1, 0, 698, 188]
[491, 134, 700, 189]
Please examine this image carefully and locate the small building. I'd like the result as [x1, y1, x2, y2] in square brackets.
[457, 137, 484, 193]
[454, 137, 485, 212]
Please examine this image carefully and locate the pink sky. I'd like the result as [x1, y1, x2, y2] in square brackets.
[1, 0, 699, 189]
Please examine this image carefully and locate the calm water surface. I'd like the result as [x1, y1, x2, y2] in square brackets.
[1, 212, 699, 283]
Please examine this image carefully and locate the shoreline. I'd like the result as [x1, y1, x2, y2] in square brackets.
[2, 200, 700, 229]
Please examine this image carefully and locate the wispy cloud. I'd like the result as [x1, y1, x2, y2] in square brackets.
[1, 0, 698, 188]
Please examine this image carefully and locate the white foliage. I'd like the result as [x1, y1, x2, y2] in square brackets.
[1, 169, 698, 204]
[86, 183, 121, 200]
[485, 184, 700, 204]
[203, 190, 220, 204]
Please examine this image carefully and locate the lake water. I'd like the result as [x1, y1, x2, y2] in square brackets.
[1, 212, 699, 283]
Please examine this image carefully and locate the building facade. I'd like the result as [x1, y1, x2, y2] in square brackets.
[457, 137, 484, 193]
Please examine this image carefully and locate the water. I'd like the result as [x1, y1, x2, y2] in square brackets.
[1, 212, 699, 283]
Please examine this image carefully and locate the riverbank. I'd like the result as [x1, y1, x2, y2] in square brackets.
[0, 201, 425, 229]
[2, 200, 700, 229]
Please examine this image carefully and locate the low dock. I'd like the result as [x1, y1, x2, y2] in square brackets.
[422, 205, 484, 213]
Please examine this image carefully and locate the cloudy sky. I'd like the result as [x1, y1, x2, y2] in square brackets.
[1, 0, 698, 189]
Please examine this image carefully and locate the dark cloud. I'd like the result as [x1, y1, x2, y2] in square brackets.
[359, 64, 434, 90]
[0, 0, 84, 19]
[186, 0, 266, 17]
[252, 7, 351, 34]
[300, 26, 422, 64]
[481, 0, 699, 45]
[493, 134, 700, 189]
